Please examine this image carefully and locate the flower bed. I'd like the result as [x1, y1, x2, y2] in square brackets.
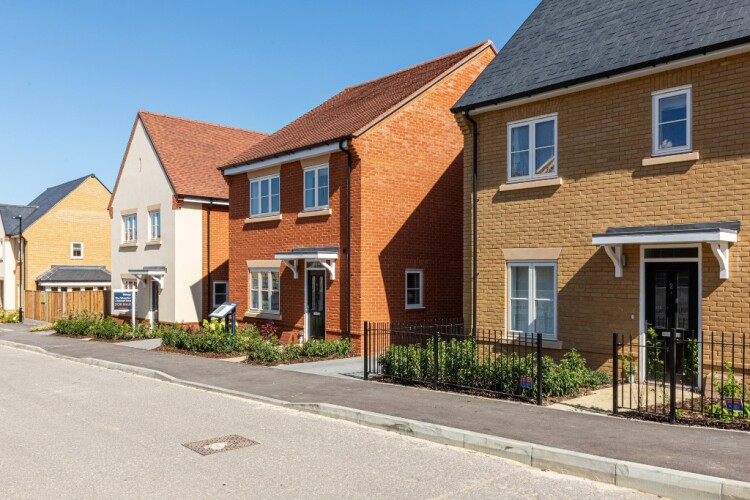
[159, 321, 258, 356]
[0, 310, 20, 323]
[379, 338, 609, 401]
[54, 311, 160, 340]
[245, 336, 353, 365]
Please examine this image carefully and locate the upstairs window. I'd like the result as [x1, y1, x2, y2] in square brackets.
[652, 86, 692, 156]
[304, 165, 329, 210]
[148, 210, 161, 241]
[122, 214, 137, 243]
[508, 115, 557, 182]
[250, 175, 280, 217]
[71, 242, 83, 259]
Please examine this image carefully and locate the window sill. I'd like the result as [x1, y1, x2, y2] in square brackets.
[244, 310, 282, 321]
[245, 214, 282, 224]
[298, 208, 332, 218]
[145, 240, 162, 247]
[498, 177, 562, 192]
[405, 306, 425, 310]
[119, 242, 138, 248]
[509, 336, 562, 350]
[641, 151, 699, 166]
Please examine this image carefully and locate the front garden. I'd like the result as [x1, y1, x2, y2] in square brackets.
[54, 311, 160, 340]
[378, 337, 609, 402]
[0, 310, 20, 323]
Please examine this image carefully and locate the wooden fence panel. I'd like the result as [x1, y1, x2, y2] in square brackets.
[23, 290, 109, 322]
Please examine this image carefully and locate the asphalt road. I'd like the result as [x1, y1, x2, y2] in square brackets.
[0, 346, 653, 499]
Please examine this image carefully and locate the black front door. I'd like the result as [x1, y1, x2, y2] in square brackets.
[645, 262, 698, 376]
[151, 280, 159, 325]
[307, 270, 325, 340]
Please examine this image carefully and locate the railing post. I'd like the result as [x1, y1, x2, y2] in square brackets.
[613, 333, 619, 416]
[363, 321, 369, 381]
[536, 333, 543, 406]
[669, 328, 677, 424]
[433, 325, 439, 390]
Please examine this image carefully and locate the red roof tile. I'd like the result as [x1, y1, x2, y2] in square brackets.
[139, 111, 268, 199]
[224, 41, 490, 169]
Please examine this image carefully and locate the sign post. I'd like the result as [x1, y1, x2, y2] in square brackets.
[209, 302, 239, 347]
[113, 289, 137, 336]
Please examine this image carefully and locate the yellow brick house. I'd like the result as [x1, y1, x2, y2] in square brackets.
[452, 0, 750, 376]
[0, 175, 112, 313]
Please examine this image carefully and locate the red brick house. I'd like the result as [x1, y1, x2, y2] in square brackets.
[221, 42, 496, 350]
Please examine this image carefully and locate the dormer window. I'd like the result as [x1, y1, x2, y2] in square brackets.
[652, 86, 691, 156]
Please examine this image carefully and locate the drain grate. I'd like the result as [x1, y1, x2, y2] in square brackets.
[182, 435, 258, 456]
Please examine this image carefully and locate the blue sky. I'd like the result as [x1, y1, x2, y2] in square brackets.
[0, 1, 539, 204]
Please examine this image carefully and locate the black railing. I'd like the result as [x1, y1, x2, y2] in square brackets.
[364, 320, 543, 404]
[613, 330, 749, 427]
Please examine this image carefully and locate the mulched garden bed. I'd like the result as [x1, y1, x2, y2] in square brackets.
[155, 345, 245, 359]
[618, 410, 750, 430]
[51, 333, 134, 343]
[244, 353, 356, 367]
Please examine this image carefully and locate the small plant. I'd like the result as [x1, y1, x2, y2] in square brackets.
[259, 320, 278, 340]
[201, 317, 226, 334]
[704, 363, 749, 420]
[621, 352, 636, 383]
[0, 310, 21, 323]
[646, 327, 665, 380]
[683, 338, 700, 389]
[30, 323, 55, 332]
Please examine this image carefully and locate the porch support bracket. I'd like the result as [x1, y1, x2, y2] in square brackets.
[709, 241, 730, 279]
[281, 259, 299, 279]
[603, 244, 623, 278]
[319, 260, 336, 281]
[152, 275, 165, 290]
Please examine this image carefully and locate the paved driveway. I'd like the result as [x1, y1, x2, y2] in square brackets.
[274, 356, 364, 380]
[0, 345, 652, 499]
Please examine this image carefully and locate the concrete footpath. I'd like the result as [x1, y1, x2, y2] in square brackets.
[1, 324, 749, 498]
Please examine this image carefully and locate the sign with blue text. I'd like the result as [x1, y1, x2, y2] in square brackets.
[724, 397, 744, 413]
[114, 291, 134, 310]
[519, 376, 534, 390]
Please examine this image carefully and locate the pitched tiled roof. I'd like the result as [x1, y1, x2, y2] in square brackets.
[224, 41, 491, 169]
[453, 0, 750, 111]
[0, 175, 103, 235]
[36, 265, 111, 284]
[138, 112, 268, 199]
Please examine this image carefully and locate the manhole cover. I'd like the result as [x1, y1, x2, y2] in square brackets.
[182, 435, 258, 456]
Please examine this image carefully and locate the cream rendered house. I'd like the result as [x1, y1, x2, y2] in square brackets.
[109, 111, 266, 324]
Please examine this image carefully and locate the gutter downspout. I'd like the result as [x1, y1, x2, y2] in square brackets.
[339, 139, 352, 342]
[207, 199, 212, 319]
[464, 111, 478, 335]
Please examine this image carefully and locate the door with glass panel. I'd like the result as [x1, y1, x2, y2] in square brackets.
[508, 263, 556, 339]
[307, 269, 326, 340]
[645, 262, 698, 379]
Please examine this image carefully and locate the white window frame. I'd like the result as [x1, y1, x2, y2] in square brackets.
[507, 262, 557, 340]
[303, 164, 329, 211]
[249, 269, 280, 314]
[506, 113, 558, 183]
[652, 86, 692, 156]
[122, 279, 137, 290]
[249, 174, 280, 218]
[70, 242, 84, 259]
[122, 214, 137, 243]
[405, 269, 424, 309]
[148, 210, 161, 241]
[212, 280, 228, 307]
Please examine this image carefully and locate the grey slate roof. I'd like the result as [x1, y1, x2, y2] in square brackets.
[593, 221, 741, 238]
[0, 175, 102, 235]
[36, 265, 111, 284]
[453, 0, 750, 111]
[0, 205, 38, 236]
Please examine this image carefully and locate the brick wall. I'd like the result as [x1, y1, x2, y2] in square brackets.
[459, 51, 750, 371]
[22, 177, 112, 292]
[357, 45, 496, 327]
[202, 203, 229, 319]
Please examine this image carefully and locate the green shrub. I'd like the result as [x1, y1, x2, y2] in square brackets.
[161, 323, 257, 353]
[379, 340, 609, 399]
[302, 339, 352, 358]
[0, 310, 20, 323]
[54, 310, 161, 340]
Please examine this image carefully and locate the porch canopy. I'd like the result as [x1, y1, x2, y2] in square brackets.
[274, 246, 338, 280]
[592, 221, 740, 279]
[127, 266, 167, 289]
